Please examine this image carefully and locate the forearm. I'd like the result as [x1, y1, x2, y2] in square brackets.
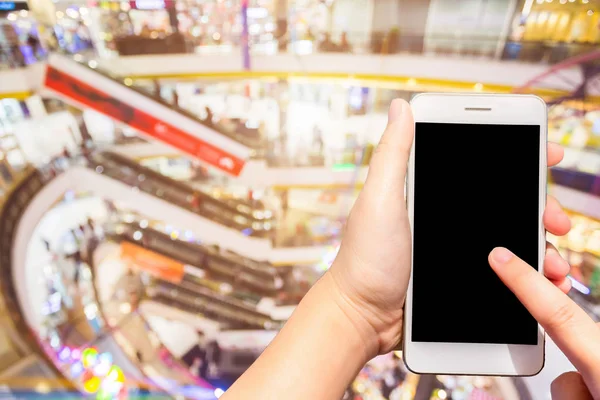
[222, 272, 378, 400]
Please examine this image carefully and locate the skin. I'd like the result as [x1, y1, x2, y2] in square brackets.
[223, 99, 583, 400]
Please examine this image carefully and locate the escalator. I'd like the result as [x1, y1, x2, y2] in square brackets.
[105, 220, 281, 296]
[91, 151, 273, 237]
[42, 54, 260, 176]
[103, 219, 285, 330]
[146, 280, 279, 331]
[38, 160, 326, 262]
[104, 224, 281, 330]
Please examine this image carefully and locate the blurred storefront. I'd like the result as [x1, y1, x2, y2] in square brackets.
[550, 212, 600, 303]
[505, 0, 600, 62]
[549, 102, 600, 150]
[423, 0, 517, 58]
[1, 3, 44, 68]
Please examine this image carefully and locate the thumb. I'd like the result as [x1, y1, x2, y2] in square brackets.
[364, 98, 414, 196]
[552, 372, 593, 400]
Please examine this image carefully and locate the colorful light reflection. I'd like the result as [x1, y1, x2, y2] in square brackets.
[56, 345, 126, 398]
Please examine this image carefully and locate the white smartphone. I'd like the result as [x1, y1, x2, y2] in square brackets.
[403, 93, 547, 376]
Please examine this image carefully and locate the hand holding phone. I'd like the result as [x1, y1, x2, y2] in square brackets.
[330, 98, 571, 364]
[489, 248, 600, 399]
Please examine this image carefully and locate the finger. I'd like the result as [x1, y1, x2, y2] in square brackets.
[551, 372, 593, 400]
[364, 99, 414, 196]
[489, 247, 600, 384]
[551, 277, 572, 294]
[544, 195, 571, 236]
[544, 244, 570, 282]
[548, 142, 564, 167]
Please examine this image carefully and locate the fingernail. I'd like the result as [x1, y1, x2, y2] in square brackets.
[388, 99, 403, 123]
[492, 247, 513, 264]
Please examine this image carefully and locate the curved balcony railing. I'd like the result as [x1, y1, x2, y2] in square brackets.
[3, 30, 596, 76]
[0, 167, 78, 391]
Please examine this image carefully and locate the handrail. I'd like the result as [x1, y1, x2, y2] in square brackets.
[100, 150, 269, 216]
[91, 152, 273, 238]
[105, 225, 279, 295]
[153, 279, 273, 321]
[116, 220, 278, 276]
[147, 288, 278, 330]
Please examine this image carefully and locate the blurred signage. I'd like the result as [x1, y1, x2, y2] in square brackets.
[43, 65, 246, 176]
[120, 241, 184, 283]
[129, 0, 174, 10]
[0, 1, 28, 11]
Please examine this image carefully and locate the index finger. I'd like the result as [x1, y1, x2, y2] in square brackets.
[489, 247, 600, 385]
[548, 142, 564, 167]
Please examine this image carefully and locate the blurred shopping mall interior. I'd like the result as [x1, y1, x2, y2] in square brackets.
[0, 0, 599, 398]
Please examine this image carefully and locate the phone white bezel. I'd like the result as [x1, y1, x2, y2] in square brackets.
[404, 93, 547, 376]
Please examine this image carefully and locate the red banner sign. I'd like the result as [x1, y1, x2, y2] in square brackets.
[121, 241, 184, 283]
[44, 65, 245, 176]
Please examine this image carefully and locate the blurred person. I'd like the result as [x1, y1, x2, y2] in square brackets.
[189, 356, 203, 378]
[104, 199, 117, 215]
[71, 228, 81, 247]
[318, 33, 336, 52]
[140, 23, 152, 38]
[42, 238, 51, 252]
[280, 190, 289, 217]
[72, 249, 82, 286]
[78, 119, 93, 145]
[153, 79, 161, 97]
[86, 217, 95, 233]
[27, 33, 41, 60]
[338, 32, 352, 53]
[45, 30, 59, 52]
[204, 106, 214, 125]
[80, 142, 92, 163]
[75, 22, 92, 50]
[47, 164, 57, 179]
[61, 146, 71, 165]
[190, 191, 201, 211]
[136, 350, 143, 363]
[220, 100, 590, 400]
[9, 43, 24, 67]
[313, 125, 324, 153]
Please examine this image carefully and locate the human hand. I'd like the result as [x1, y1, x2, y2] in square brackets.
[328, 99, 572, 356]
[489, 248, 598, 399]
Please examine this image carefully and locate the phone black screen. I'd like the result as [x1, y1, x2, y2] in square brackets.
[411, 122, 541, 345]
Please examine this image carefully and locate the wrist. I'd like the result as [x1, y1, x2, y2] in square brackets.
[327, 255, 406, 355]
[321, 271, 380, 361]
